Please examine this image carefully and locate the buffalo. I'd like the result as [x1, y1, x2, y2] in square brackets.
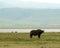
[30, 29, 44, 38]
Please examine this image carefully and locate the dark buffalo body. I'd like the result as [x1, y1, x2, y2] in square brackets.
[30, 29, 44, 38]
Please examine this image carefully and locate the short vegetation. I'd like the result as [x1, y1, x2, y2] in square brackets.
[0, 32, 60, 48]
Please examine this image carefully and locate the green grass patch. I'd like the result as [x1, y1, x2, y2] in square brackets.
[0, 32, 60, 48]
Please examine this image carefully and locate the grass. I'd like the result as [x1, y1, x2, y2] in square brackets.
[0, 32, 60, 48]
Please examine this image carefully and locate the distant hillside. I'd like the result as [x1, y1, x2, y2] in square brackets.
[0, 8, 60, 29]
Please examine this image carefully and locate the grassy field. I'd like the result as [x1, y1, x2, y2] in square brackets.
[0, 32, 60, 48]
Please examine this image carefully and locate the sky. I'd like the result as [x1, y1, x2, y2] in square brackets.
[21, 0, 60, 4]
[0, 0, 60, 4]
[0, 0, 60, 8]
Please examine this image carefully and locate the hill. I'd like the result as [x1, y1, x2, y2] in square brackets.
[0, 8, 60, 29]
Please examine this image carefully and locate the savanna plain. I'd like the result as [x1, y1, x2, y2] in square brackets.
[0, 32, 60, 48]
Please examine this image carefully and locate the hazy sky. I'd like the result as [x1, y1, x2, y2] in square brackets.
[21, 0, 60, 4]
[0, 0, 60, 8]
[0, 0, 60, 4]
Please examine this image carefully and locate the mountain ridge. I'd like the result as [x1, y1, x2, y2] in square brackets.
[0, 8, 60, 29]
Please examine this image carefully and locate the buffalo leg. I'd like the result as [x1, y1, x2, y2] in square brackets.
[30, 34, 33, 38]
[38, 34, 40, 38]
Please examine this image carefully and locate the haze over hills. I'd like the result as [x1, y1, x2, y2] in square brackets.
[0, 0, 60, 29]
[0, 8, 60, 29]
[0, 3, 60, 9]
